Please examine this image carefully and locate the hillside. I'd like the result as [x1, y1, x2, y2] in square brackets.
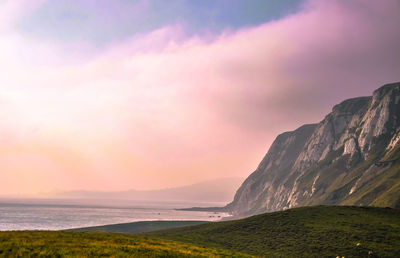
[71, 220, 207, 234]
[2, 206, 399, 257]
[226, 82, 400, 216]
[151, 206, 400, 258]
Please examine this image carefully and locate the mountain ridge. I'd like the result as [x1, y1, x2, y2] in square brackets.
[226, 82, 400, 216]
[48, 177, 243, 204]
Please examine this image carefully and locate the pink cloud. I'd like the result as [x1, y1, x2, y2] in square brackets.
[1, 0, 400, 195]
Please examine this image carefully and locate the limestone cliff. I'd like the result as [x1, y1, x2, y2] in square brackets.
[227, 82, 400, 216]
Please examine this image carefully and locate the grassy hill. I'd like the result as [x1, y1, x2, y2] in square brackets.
[71, 220, 207, 234]
[1, 206, 399, 257]
[150, 206, 400, 257]
[0, 231, 249, 257]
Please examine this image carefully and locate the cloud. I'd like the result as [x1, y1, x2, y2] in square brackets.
[0, 0, 45, 31]
[1, 0, 400, 195]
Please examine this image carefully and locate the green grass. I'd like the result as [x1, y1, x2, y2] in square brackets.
[150, 206, 400, 258]
[0, 231, 250, 257]
[71, 220, 208, 234]
[341, 147, 400, 208]
[1, 206, 399, 257]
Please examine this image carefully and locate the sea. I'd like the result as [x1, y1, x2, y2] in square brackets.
[0, 198, 230, 231]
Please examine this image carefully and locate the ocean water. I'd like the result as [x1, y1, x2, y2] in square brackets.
[0, 199, 230, 231]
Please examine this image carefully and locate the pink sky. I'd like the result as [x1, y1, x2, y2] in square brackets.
[0, 0, 400, 196]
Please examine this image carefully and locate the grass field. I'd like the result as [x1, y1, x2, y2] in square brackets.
[71, 220, 208, 234]
[0, 231, 250, 257]
[151, 206, 400, 257]
[1, 206, 399, 257]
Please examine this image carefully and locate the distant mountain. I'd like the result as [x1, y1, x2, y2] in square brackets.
[226, 82, 400, 217]
[51, 177, 243, 204]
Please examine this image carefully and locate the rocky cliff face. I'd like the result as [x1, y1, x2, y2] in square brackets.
[227, 82, 400, 216]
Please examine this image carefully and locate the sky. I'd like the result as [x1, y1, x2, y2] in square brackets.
[0, 0, 400, 196]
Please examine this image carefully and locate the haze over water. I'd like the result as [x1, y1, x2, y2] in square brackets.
[0, 199, 229, 231]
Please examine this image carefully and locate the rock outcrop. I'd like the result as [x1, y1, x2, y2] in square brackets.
[226, 82, 400, 216]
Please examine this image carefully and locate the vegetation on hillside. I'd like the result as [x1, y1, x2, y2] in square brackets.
[71, 220, 207, 234]
[1, 206, 399, 257]
[151, 206, 400, 257]
[0, 231, 250, 257]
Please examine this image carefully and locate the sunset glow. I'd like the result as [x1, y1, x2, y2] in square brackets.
[1, 0, 400, 196]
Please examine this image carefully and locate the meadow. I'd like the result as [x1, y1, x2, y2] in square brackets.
[151, 206, 400, 257]
[0, 231, 249, 257]
[0, 206, 399, 257]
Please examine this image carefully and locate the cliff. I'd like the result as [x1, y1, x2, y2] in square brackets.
[227, 82, 400, 216]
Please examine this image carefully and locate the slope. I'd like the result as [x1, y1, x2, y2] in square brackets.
[70, 220, 207, 234]
[151, 206, 400, 258]
[226, 82, 400, 216]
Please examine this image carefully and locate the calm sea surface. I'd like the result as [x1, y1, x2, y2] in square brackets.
[0, 199, 230, 231]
